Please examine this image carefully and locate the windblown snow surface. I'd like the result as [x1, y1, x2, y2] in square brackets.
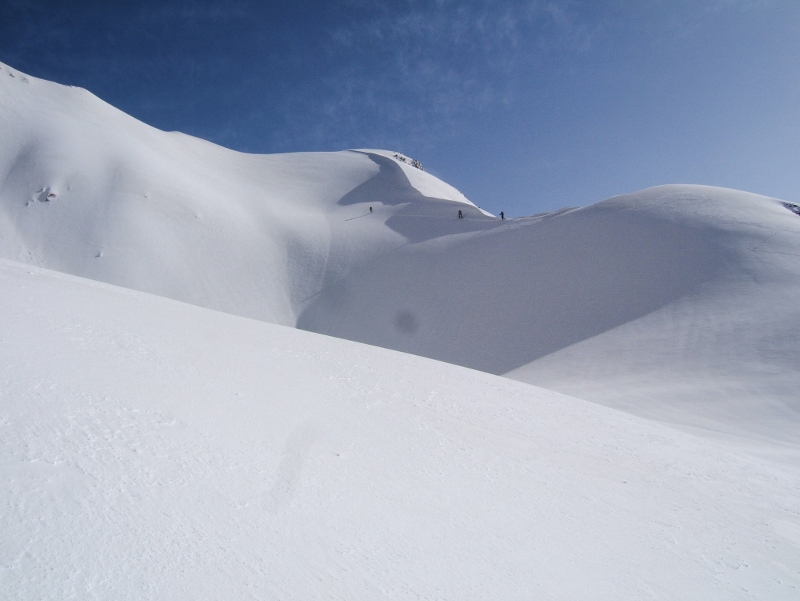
[1, 62, 800, 599]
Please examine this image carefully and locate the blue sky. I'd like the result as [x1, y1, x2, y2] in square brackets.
[2, 0, 799, 216]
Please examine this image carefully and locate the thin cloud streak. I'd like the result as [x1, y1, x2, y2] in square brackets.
[285, 0, 600, 151]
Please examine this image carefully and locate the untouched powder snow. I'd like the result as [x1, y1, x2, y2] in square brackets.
[1, 260, 799, 600]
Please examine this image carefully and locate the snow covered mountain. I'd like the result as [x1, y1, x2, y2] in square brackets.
[2, 62, 800, 599]
[0, 61, 483, 327]
[3, 61, 799, 445]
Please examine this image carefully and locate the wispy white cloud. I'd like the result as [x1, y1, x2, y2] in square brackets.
[287, 0, 601, 150]
[541, 1, 599, 52]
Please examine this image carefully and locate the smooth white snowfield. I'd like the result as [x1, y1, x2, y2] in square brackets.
[1, 260, 799, 600]
[3, 62, 800, 598]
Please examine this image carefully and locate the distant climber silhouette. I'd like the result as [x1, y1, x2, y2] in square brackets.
[458, 209, 463, 219]
[500, 211, 504, 220]
[369, 206, 373, 213]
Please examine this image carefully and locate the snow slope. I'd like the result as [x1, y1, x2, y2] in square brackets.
[2, 259, 799, 600]
[3, 61, 800, 447]
[301, 184, 800, 445]
[506, 186, 800, 447]
[3, 58, 800, 600]
[0, 61, 486, 328]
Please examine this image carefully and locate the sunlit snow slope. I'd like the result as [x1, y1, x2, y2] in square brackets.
[0, 62, 485, 328]
[506, 187, 800, 445]
[2, 61, 800, 447]
[2, 259, 799, 600]
[301, 183, 800, 445]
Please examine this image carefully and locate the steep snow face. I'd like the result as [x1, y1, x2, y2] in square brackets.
[358, 148, 489, 213]
[0, 62, 483, 326]
[2, 259, 799, 600]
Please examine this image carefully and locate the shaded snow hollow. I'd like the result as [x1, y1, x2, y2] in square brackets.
[2, 62, 800, 599]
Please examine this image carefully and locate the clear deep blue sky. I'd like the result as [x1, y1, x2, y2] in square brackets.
[2, 0, 799, 216]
